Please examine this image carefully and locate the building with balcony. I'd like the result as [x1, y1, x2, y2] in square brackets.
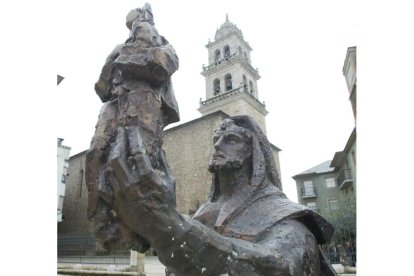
[330, 127, 356, 194]
[293, 160, 340, 214]
[293, 46, 356, 213]
[330, 46, 357, 195]
[292, 48, 357, 267]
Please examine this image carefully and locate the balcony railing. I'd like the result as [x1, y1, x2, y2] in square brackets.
[202, 53, 259, 77]
[337, 169, 353, 190]
[199, 86, 266, 109]
[301, 187, 317, 198]
[202, 53, 238, 71]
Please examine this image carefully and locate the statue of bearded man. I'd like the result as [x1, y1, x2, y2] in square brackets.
[104, 115, 337, 276]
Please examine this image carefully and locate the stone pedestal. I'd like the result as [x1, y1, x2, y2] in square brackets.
[130, 250, 145, 274]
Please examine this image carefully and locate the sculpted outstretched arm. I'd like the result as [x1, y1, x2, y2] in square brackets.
[106, 126, 321, 275]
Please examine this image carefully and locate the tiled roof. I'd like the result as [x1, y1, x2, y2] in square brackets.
[294, 160, 334, 177]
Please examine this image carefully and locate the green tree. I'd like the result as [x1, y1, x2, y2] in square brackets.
[321, 192, 356, 243]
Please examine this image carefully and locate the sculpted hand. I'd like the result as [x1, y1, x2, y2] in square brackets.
[227, 241, 290, 275]
[106, 126, 175, 235]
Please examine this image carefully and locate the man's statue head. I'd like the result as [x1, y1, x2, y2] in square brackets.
[126, 3, 154, 30]
[207, 116, 282, 201]
[208, 118, 253, 173]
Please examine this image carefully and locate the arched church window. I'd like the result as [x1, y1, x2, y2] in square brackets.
[243, 75, 248, 92]
[224, 45, 230, 59]
[249, 81, 255, 95]
[215, 49, 221, 63]
[214, 79, 221, 95]
[225, 74, 232, 91]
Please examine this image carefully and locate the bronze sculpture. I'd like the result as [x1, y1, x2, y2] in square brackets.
[100, 116, 337, 275]
[87, 4, 337, 275]
[86, 3, 179, 252]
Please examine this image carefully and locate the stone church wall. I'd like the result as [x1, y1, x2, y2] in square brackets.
[58, 151, 94, 234]
[163, 111, 229, 215]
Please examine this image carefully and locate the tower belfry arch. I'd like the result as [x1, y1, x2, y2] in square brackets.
[198, 15, 268, 132]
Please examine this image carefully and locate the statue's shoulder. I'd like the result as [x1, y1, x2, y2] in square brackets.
[222, 188, 306, 240]
[192, 202, 219, 229]
[227, 188, 334, 244]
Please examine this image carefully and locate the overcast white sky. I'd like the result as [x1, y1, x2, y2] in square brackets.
[2, 0, 414, 274]
[56, 0, 356, 202]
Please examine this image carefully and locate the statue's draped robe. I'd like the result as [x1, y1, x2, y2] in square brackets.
[191, 184, 337, 275]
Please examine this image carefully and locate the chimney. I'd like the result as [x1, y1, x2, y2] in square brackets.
[57, 138, 64, 147]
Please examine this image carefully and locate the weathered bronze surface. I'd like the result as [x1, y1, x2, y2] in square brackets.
[87, 4, 337, 275]
[86, 3, 179, 252]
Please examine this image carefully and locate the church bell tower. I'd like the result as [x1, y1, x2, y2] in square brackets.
[198, 15, 268, 132]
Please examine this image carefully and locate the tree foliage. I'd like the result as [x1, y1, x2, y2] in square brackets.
[320, 191, 356, 243]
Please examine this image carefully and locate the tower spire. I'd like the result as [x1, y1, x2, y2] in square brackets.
[199, 16, 268, 132]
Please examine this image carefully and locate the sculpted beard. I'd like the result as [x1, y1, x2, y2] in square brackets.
[208, 156, 247, 173]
